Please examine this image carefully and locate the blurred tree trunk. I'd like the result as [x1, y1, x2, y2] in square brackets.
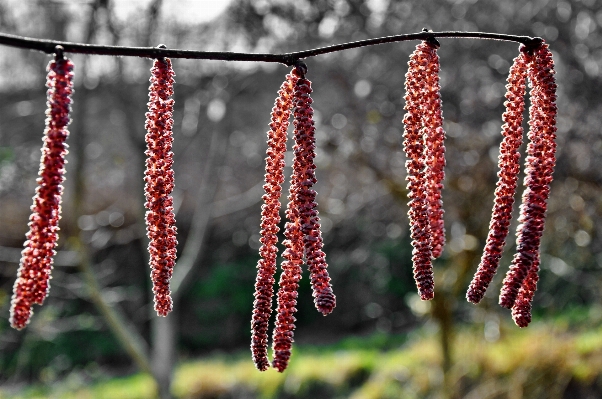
[435, 243, 479, 398]
[368, 172, 478, 398]
[41, 0, 69, 41]
[431, 290, 453, 377]
[143, 0, 164, 47]
[151, 311, 176, 399]
[149, 112, 230, 397]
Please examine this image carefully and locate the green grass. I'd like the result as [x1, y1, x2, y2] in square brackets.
[3, 321, 602, 399]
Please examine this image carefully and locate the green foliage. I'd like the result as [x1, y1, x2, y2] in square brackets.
[0, 147, 13, 163]
[182, 257, 257, 349]
[0, 373, 156, 399]
[312, 331, 408, 353]
[4, 322, 602, 399]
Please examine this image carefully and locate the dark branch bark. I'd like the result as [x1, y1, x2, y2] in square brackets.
[0, 31, 541, 64]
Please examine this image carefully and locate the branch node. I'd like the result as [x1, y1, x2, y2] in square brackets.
[426, 36, 441, 49]
[521, 37, 545, 55]
[156, 43, 167, 63]
[421, 28, 440, 49]
[294, 60, 308, 77]
[54, 45, 64, 60]
[282, 54, 297, 67]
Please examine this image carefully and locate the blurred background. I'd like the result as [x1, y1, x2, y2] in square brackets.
[0, 0, 601, 398]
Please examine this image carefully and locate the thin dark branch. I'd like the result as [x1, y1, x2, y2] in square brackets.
[0, 31, 542, 65]
[291, 32, 539, 59]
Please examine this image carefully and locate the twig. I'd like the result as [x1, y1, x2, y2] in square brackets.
[0, 31, 541, 65]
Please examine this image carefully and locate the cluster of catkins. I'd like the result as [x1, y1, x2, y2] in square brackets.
[402, 39, 557, 328]
[251, 64, 336, 372]
[9, 38, 557, 373]
[9, 52, 178, 329]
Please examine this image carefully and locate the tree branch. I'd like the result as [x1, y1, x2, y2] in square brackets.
[170, 126, 227, 299]
[0, 31, 542, 64]
[78, 252, 153, 375]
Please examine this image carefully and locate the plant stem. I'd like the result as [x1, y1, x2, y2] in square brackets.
[0, 31, 541, 64]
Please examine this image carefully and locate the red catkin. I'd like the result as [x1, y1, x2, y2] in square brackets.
[423, 43, 446, 260]
[271, 140, 304, 373]
[512, 255, 540, 327]
[292, 72, 336, 317]
[251, 69, 297, 371]
[403, 41, 443, 300]
[499, 42, 557, 309]
[10, 57, 74, 330]
[466, 48, 531, 304]
[144, 58, 178, 317]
